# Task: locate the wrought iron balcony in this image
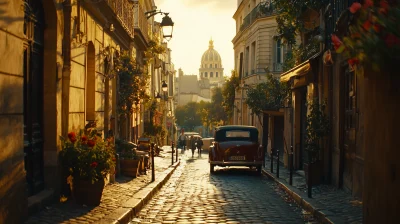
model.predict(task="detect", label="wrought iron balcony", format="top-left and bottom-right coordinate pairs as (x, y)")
top-left (106, 0), bottom-right (135, 38)
top-left (133, 1), bottom-right (149, 46)
top-left (240, 1), bottom-right (276, 32)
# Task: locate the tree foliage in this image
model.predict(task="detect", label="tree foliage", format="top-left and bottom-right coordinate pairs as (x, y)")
top-left (175, 102), bottom-right (203, 131)
top-left (210, 87), bottom-right (228, 125)
top-left (245, 74), bottom-right (289, 126)
top-left (222, 71), bottom-right (240, 121)
top-left (116, 54), bottom-right (149, 115)
top-left (305, 99), bottom-right (330, 162)
top-left (275, 0), bottom-right (328, 45)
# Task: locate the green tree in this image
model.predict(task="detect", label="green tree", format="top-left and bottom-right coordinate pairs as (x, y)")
top-left (174, 102), bottom-right (202, 131)
top-left (210, 87), bottom-right (228, 125)
top-left (222, 71), bottom-right (240, 122)
top-left (245, 74), bottom-right (288, 126)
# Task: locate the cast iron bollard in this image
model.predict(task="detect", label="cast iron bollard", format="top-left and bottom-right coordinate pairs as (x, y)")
top-left (171, 141), bottom-right (174, 165)
top-left (307, 153), bottom-right (312, 198)
top-left (276, 149), bottom-right (280, 178)
top-left (270, 149), bottom-right (274, 173)
top-left (289, 145), bottom-right (293, 185)
top-left (115, 153), bottom-right (120, 177)
top-left (151, 143), bottom-right (155, 182)
top-left (175, 141), bottom-right (178, 162)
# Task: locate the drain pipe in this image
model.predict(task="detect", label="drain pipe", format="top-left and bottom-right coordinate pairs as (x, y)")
top-left (62, 0), bottom-right (72, 136)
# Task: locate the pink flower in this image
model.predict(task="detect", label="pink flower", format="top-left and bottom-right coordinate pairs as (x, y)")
top-left (349, 2), bottom-right (362, 13)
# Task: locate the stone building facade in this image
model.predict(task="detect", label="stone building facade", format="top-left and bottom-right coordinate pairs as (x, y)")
top-left (0, 0), bottom-right (160, 222)
top-left (232, 0), bottom-right (284, 151)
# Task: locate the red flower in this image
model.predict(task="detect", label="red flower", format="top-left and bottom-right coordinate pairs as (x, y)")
top-left (349, 2), bottom-right (362, 13)
top-left (364, 0), bottom-right (374, 8)
top-left (90, 162), bottom-right (98, 168)
top-left (380, 0), bottom-right (389, 14)
top-left (348, 58), bottom-right (360, 66)
top-left (373, 24), bottom-right (381, 33)
top-left (81, 136), bottom-right (88, 142)
top-left (331, 34), bottom-right (346, 53)
top-left (363, 20), bottom-right (372, 31)
top-left (385, 34), bottom-right (400, 47)
top-left (68, 132), bottom-right (77, 143)
top-left (112, 157), bottom-right (116, 161)
top-left (87, 140), bottom-right (96, 147)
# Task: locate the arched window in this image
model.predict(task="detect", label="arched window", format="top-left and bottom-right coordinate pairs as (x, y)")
top-left (210, 72), bottom-right (213, 78)
top-left (210, 64), bottom-right (212, 68)
top-left (205, 72), bottom-right (208, 77)
top-left (216, 72), bottom-right (218, 77)
top-left (86, 42), bottom-right (96, 121)
top-left (215, 64), bottom-right (218, 68)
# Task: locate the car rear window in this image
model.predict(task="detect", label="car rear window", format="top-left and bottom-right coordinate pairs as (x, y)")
top-left (215, 129), bottom-right (258, 142)
top-left (226, 130), bottom-right (250, 138)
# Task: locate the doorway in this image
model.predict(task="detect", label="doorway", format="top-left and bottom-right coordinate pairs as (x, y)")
top-left (23, 0), bottom-right (45, 196)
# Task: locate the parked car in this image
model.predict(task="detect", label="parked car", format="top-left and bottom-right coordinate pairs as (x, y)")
top-left (209, 125), bottom-right (264, 174)
top-left (202, 137), bottom-right (214, 152)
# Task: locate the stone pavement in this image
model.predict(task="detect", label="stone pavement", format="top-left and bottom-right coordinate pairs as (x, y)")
top-left (131, 153), bottom-right (311, 224)
top-left (263, 156), bottom-right (363, 224)
top-left (25, 146), bottom-right (180, 224)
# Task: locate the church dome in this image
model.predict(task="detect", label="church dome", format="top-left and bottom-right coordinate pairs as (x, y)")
top-left (201, 39), bottom-right (222, 63)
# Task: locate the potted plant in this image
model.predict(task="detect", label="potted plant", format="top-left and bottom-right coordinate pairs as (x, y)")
top-left (59, 128), bottom-right (115, 206)
top-left (115, 139), bottom-right (142, 177)
top-left (304, 99), bottom-right (330, 185)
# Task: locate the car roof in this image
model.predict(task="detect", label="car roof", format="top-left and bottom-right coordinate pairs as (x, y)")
top-left (215, 125), bottom-right (258, 131)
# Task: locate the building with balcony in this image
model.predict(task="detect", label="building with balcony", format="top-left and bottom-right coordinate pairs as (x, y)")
top-left (0, 0), bottom-right (158, 222)
top-left (232, 0), bottom-right (285, 152)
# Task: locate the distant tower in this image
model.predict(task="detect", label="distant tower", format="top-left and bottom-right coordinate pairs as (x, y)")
top-left (199, 39), bottom-right (224, 84)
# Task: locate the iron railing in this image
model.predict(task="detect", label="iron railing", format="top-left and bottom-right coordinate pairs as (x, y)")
top-left (133, 2), bottom-right (149, 43)
top-left (325, 0), bottom-right (360, 50)
top-left (106, 0), bottom-right (135, 38)
top-left (240, 1), bottom-right (276, 32)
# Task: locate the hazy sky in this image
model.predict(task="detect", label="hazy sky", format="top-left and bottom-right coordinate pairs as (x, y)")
top-left (154, 0), bottom-right (237, 77)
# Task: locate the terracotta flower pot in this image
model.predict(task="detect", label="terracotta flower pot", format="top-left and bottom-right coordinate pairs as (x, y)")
top-left (73, 178), bottom-right (105, 206)
top-left (120, 159), bottom-right (141, 177)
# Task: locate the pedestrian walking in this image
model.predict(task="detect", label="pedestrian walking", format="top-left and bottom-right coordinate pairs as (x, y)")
top-left (179, 132), bottom-right (186, 153)
top-left (197, 137), bottom-right (203, 156)
top-left (190, 136), bottom-right (196, 157)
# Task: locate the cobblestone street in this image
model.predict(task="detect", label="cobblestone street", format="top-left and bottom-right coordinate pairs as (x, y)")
top-left (131, 151), bottom-right (313, 224)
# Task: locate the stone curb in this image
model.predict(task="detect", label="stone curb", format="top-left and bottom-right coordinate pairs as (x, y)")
top-left (100, 160), bottom-right (181, 224)
top-left (262, 168), bottom-right (334, 224)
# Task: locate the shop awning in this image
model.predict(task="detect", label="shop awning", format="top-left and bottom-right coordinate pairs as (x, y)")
top-left (280, 52), bottom-right (321, 83)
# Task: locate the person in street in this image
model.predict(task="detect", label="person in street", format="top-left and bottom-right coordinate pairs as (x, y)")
top-left (190, 136), bottom-right (196, 157)
top-left (179, 132), bottom-right (186, 153)
top-left (196, 137), bottom-right (203, 156)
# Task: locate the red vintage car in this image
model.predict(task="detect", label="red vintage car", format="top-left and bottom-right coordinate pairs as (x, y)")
top-left (209, 125), bottom-right (264, 174)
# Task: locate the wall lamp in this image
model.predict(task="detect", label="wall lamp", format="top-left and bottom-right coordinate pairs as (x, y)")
top-left (162, 80), bottom-right (168, 92)
top-left (145, 10), bottom-right (174, 41)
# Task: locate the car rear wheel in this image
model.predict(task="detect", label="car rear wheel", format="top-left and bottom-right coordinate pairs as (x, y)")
top-left (210, 164), bottom-right (215, 174)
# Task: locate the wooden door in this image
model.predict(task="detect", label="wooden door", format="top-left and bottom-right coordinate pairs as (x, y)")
top-left (23, 0), bottom-right (45, 196)
top-left (343, 67), bottom-right (356, 191)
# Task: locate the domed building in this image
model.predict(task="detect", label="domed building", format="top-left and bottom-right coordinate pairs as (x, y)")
top-left (199, 39), bottom-right (224, 84)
